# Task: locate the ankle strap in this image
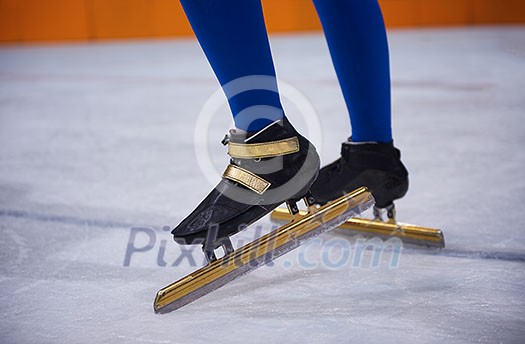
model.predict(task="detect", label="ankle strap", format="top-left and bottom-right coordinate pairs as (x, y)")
top-left (227, 137), bottom-right (299, 159)
top-left (222, 164), bottom-right (271, 194)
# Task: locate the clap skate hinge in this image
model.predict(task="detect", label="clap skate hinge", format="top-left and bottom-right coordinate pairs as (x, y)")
top-left (202, 224), bottom-right (235, 263)
top-left (372, 203), bottom-right (406, 237)
top-left (373, 203), bottom-right (397, 224)
top-left (285, 191), bottom-right (318, 217)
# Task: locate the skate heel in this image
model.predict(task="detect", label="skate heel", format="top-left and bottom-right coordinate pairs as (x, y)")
top-left (284, 152), bottom-right (321, 215)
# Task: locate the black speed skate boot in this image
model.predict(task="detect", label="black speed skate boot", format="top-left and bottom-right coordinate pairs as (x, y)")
top-left (310, 138), bottom-right (408, 222)
top-left (172, 119), bottom-right (320, 261)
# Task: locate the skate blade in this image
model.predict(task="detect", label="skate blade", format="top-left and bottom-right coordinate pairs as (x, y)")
top-left (271, 209), bottom-right (445, 248)
top-left (154, 187), bottom-right (374, 313)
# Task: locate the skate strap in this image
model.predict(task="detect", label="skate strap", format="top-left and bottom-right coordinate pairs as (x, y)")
top-left (222, 164), bottom-right (271, 194)
top-left (227, 137), bottom-right (299, 159)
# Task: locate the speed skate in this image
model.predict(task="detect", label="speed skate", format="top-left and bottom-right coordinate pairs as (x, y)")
top-left (153, 187), bottom-right (374, 313)
top-left (271, 203), bottom-right (445, 248)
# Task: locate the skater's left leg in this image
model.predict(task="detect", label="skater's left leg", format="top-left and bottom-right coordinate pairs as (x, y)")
top-left (311, 0), bottom-right (408, 208)
top-left (312, 0), bottom-right (392, 143)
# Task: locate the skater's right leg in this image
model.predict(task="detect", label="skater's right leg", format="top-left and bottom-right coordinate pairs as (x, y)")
top-left (312, 0), bottom-right (392, 143)
top-left (180, 0), bottom-right (284, 132)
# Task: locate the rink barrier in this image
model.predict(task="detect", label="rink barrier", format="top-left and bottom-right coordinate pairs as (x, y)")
top-left (1, 0), bottom-right (525, 43)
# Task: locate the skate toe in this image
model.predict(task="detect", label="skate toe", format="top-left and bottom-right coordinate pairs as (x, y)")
top-left (172, 203), bottom-right (240, 236)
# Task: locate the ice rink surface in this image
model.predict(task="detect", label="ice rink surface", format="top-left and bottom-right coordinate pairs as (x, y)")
top-left (1, 27), bottom-right (524, 343)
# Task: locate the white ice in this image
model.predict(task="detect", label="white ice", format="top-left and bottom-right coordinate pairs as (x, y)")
top-left (1, 27), bottom-right (524, 344)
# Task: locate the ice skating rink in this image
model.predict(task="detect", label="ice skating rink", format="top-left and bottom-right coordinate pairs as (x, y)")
top-left (1, 27), bottom-right (524, 343)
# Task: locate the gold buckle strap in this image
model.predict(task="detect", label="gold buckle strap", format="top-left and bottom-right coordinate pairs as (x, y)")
top-left (228, 137), bottom-right (300, 159)
top-left (222, 164), bottom-right (271, 194)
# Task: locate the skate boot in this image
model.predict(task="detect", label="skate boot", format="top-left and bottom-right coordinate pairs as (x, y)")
top-left (310, 138), bottom-right (408, 222)
top-left (172, 119), bottom-right (320, 261)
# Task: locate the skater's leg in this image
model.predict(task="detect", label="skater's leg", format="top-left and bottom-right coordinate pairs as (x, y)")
top-left (175, 1), bottom-right (322, 249)
top-left (180, 0), bottom-right (284, 132)
top-left (312, 0), bottom-right (392, 143)
top-left (310, 0), bottom-right (407, 207)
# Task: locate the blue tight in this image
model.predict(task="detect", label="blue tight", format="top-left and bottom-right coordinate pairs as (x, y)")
top-left (180, 0), bottom-right (393, 142)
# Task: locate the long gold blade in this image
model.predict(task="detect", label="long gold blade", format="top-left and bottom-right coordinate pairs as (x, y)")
top-left (154, 187), bottom-right (374, 313)
top-left (271, 208), bottom-right (445, 248)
